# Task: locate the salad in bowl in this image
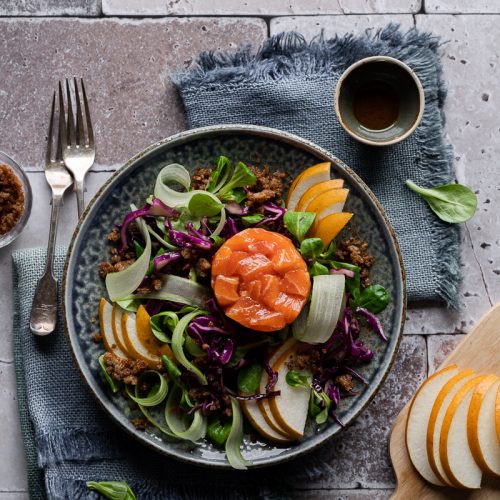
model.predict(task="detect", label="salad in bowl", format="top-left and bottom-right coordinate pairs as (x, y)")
top-left (95, 155), bottom-right (390, 469)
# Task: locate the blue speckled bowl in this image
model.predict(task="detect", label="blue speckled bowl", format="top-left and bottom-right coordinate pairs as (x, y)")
top-left (63, 125), bottom-right (406, 469)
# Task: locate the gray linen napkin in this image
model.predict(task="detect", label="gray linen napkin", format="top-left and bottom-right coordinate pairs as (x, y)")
top-left (173, 27), bottom-right (461, 308)
top-left (12, 247), bottom-right (329, 499)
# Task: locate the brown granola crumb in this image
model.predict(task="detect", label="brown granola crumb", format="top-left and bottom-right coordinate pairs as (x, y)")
top-left (335, 374), bottom-right (354, 392)
top-left (334, 236), bottom-right (375, 288)
top-left (107, 227), bottom-right (120, 242)
top-left (245, 166), bottom-right (287, 210)
top-left (131, 417), bottom-right (149, 430)
top-left (103, 352), bottom-right (149, 385)
top-left (190, 167), bottom-right (212, 191)
top-left (0, 164), bottom-right (24, 235)
top-left (195, 257), bottom-right (211, 279)
top-left (286, 349), bottom-right (321, 373)
top-left (136, 275), bottom-right (163, 294)
top-left (92, 333), bottom-right (102, 343)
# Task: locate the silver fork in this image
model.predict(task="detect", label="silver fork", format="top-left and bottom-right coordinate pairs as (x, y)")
top-left (30, 92), bottom-right (74, 336)
top-left (60, 78), bottom-right (95, 218)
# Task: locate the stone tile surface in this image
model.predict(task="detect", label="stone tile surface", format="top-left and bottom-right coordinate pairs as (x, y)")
top-left (0, 0), bottom-right (100, 16)
top-left (427, 334), bottom-right (467, 374)
top-left (426, 1), bottom-right (500, 14)
top-left (0, 363), bottom-right (28, 492)
top-left (0, 18), bottom-right (267, 172)
top-left (405, 14), bottom-right (500, 334)
top-left (270, 14), bottom-right (414, 39)
top-left (288, 336), bottom-right (426, 489)
top-left (0, 171), bottom-right (112, 362)
top-left (0, 494), bottom-right (29, 500)
top-left (103, 0), bottom-right (421, 16)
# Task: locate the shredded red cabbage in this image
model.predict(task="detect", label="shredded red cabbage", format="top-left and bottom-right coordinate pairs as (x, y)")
top-left (221, 218), bottom-right (240, 238)
top-left (330, 268), bottom-right (355, 278)
top-left (256, 202), bottom-right (286, 227)
top-left (225, 202), bottom-right (249, 216)
top-left (355, 307), bottom-right (387, 341)
top-left (153, 251), bottom-right (182, 272)
top-left (263, 360), bottom-right (278, 392)
top-left (168, 228), bottom-right (211, 250)
top-left (119, 198), bottom-right (178, 251)
top-left (235, 390), bottom-right (281, 401)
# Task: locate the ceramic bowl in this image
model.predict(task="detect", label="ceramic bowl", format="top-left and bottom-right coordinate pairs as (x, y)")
top-left (334, 56), bottom-right (425, 147)
top-left (0, 151), bottom-right (32, 248)
top-left (63, 125), bottom-right (406, 468)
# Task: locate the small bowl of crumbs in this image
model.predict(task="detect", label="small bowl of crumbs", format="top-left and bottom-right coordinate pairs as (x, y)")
top-left (0, 151), bottom-right (32, 248)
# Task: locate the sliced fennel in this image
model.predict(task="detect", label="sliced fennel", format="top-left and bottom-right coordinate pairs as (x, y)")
top-left (165, 385), bottom-right (207, 442)
top-left (126, 371), bottom-right (168, 407)
top-left (147, 225), bottom-right (177, 250)
top-left (172, 310), bottom-right (207, 384)
top-left (106, 216), bottom-right (151, 302)
top-left (98, 354), bottom-right (121, 393)
top-left (133, 274), bottom-right (210, 308)
top-left (292, 274), bottom-right (345, 344)
top-left (154, 163), bottom-right (222, 213)
top-left (225, 397), bottom-right (249, 470)
top-left (137, 404), bottom-right (176, 439)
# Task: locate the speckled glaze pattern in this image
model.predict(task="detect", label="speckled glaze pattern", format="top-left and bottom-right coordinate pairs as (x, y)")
top-left (63, 125), bottom-right (406, 469)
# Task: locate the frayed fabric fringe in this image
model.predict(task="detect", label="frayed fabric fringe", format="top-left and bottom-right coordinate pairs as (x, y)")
top-left (173, 25), bottom-right (462, 309)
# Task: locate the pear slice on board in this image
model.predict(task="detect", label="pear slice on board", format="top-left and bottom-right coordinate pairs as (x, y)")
top-left (390, 302), bottom-right (500, 499)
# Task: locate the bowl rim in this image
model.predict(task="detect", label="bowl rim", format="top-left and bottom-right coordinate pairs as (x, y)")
top-left (334, 55), bottom-right (425, 147)
top-left (62, 124), bottom-right (406, 468)
top-left (0, 150), bottom-right (33, 248)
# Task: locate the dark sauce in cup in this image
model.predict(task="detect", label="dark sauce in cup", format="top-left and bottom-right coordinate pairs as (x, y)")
top-left (352, 82), bottom-right (400, 130)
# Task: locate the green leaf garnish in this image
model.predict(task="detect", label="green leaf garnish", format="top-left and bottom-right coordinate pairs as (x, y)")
top-left (207, 417), bottom-right (232, 447)
top-left (300, 237), bottom-right (324, 259)
top-left (241, 214), bottom-right (265, 226)
top-left (188, 192), bottom-right (224, 217)
top-left (356, 284), bottom-right (390, 313)
top-left (283, 211), bottom-right (316, 243)
top-left (406, 179), bottom-right (477, 224)
top-left (218, 161), bottom-right (257, 196)
top-left (237, 364), bottom-right (263, 394)
top-left (86, 481), bottom-right (136, 500)
top-left (286, 370), bottom-right (310, 389)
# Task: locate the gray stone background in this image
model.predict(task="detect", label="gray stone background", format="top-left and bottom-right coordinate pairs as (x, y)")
top-left (0, 1), bottom-right (498, 499)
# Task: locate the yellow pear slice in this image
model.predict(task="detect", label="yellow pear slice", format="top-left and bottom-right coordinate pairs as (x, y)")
top-left (240, 397), bottom-right (294, 444)
top-left (305, 188), bottom-right (349, 222)
top-left (467, 374), bottom-right (500, 478)
top-left (99, 298), bottom-right (128, 358)
top-left (286, 162), bottom-right (331, 211)
top-left (406, 364), bottom-right (460, 486)
top-left (258, 338), bottom-right (297, 438)
top-left (268, 345), bottom-right (311, 440)
top-left (311, 212), bottom-right (353, 247)
top-left (426, 369), bottom-right (477, 485)
top-left (295, 179), bottom-right (344, 212)
top-left (439, 375), bottom-right (487, 489)
top-left (111, 304), bottom-right (131, 357)
top-left (121, 305), bottom-right (174, 368)
top-left (497, 385), bottom-right (500, 446)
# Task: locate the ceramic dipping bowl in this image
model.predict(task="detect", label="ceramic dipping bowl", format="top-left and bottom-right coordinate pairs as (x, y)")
top-left (334, 56), bottom-right (425, 147)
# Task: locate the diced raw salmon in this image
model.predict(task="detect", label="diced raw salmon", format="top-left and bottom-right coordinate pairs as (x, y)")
top-left (213, 275), bottom-right (240, 306)
top-left (280, 269), bottom-right (311, 297)
top-left (211, 228), bottom-right (311, 332)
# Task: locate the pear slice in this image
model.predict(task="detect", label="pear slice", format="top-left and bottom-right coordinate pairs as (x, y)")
top-left (467, 374), bottom-right (500, 478)
top-left (286, 162), bottom-right (331, 211)
top-left (439, 375), bottom-right (487, 489)
top-left (111, 304), bottom-right (131, 357)
top-left (497, 385), bottom-right (500, 446)
top-left (268, 345), bottom-right (311, 440)
top-left (98, 298), bottom-right (128, 358)
top-left (426, 369), bottom-right (477, 485)
top-left (258, 338), bottom-right (297, 438)
top-left (295, 179), bottom-right (344, 212)
top-left (240, 397), bottom-right (294, 444)
top-left (406, 364), bottom-right (459, 485)
top-left (121, 305), bottom-right (174, 368)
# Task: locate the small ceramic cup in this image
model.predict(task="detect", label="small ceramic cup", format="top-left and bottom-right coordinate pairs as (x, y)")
top-left (334, 56), bottom-right (425, 147)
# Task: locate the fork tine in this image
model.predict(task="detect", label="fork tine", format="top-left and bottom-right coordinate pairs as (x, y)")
top-left (81, 79), bottom-right (94, 148)
top-left (65, 78), bottom-right (76, 146)
top-left (58, 81), bottom-right (67, 155)
top-left (45, 92), bottom-right (56, 165)
top-left (74, 77), bottom-right (85, 146)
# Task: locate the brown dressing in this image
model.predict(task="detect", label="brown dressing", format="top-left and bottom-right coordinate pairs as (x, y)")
top-left (353, 83), bottom-right (399, 130)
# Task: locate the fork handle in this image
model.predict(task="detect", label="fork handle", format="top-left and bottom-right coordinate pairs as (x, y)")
top-left (29, 194), bottom-right (63, 336)
top-left (75, 177), bottom-right (85, 218)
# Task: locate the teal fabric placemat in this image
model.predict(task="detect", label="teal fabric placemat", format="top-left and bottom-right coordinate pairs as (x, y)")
top-left (173, 27), bottom-right (461, 308)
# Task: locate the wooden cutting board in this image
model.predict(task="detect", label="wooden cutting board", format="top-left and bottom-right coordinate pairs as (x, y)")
top-left (390, 303), bottom-right (500, 499)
